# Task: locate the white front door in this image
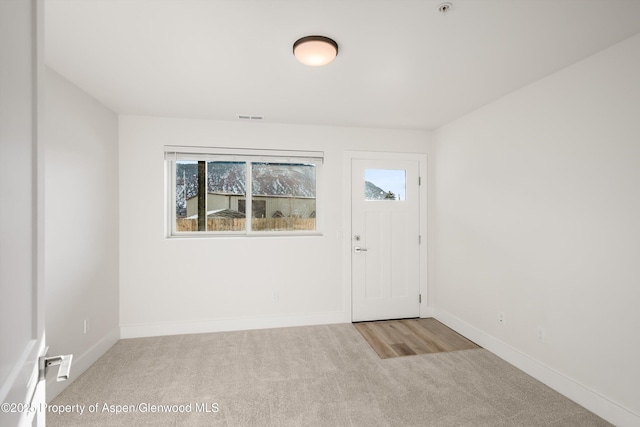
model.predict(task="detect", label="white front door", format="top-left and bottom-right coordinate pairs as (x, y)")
top-left (351, 156), bottom-right (421, 322)
top-left (0, 0), bottom-right (47, 425)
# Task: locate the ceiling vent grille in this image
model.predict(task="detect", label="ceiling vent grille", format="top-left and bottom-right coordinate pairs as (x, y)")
top-left (238, 115), bottom-right (264, 121)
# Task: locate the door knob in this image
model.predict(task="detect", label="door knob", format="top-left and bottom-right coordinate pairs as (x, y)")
top-left (354, 246), bottom-right (368, 253)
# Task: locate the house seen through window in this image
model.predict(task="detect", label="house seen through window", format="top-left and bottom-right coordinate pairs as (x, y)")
top-left (168, 148), bottom-right (321, 235)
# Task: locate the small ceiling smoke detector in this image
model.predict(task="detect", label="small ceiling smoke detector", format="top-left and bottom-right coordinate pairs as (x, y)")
top-left (438, 2), bottom-right (452, 14)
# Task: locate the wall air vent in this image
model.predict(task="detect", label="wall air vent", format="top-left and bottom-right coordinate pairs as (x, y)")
top-left (238, 115), bottom-right (264, 121)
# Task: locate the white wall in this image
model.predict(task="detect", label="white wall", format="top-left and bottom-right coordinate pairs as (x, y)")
top-left (433, 33), bottom-right (640, 424)
top-left (119, 116), bottom-right (430, 337)
top-left (45, 68), bottom-right (120, 400)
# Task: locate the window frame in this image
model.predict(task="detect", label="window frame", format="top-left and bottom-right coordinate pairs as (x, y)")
top-left (165, 146), bottom-right (324, 238)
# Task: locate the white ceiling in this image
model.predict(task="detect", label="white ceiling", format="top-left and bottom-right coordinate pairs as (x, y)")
top-left (45, 0), bottom-right (640, 130)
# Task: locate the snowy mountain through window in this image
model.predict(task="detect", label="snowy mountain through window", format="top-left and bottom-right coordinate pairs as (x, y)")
top-left (173, 159), bottom-right (318, 234)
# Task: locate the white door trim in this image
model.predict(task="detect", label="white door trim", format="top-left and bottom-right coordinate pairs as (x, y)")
top-left (0, 0), bottom-right (47, 425)
top-left (343, 150), bottom-right (429, 322)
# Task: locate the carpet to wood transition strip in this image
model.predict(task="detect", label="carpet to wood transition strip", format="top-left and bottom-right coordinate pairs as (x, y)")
top-left (354, 318), bottom-right (480, 359)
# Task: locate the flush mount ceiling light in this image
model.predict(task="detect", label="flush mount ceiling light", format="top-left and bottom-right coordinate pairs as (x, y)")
top-left (293, 35), bottom-right (338, 66)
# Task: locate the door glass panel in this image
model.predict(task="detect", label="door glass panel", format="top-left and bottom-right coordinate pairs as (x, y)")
top-left (364, 169), bottom-right (406, 201)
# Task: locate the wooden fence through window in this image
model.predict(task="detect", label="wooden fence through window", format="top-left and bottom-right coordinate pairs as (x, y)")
top-left (176, 218), bottom-right (315, 232)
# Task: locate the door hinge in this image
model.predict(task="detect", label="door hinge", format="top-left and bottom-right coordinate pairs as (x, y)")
top-left (418, 176), bottom-right (421, 186)
top-left (419, 294), bottom-right (422, 303)
top-left (419, 235), bottom-right (422, 244)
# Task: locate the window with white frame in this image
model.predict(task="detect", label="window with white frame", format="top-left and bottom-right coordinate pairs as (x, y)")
top-left (165, 147), bottom-right (323, 236)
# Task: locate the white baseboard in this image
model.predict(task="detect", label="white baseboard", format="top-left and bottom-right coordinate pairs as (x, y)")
top-left (420, 305), bottom-right (435, 318)
top-left (433, 308), bottom-right (640, 427)
top-left (46, 327), bottom-right (120, 402)
top-left (120, 311), bottom-right (351, 339)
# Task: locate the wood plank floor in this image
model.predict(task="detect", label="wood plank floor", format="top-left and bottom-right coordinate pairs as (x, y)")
top-left (354, 318), bottom-right (480, 359)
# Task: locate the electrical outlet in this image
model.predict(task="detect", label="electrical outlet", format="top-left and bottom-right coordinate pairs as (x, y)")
top-left (537, 327), bottom-right (545, 343)
top-left (272, 291), bottom-right (279, 302)
top-left (497, 312), bottom-right (505, 326)
top-left (83, 318), bottom-right (90, 334)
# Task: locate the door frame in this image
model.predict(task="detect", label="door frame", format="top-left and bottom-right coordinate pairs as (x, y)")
top-left (343, 151), bottom-right (429, 322)
top-left (0, 0), bottom-right (47, 425)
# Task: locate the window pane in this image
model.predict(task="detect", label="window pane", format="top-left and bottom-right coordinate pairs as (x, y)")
top-left (251, 163), bottom-right (316, 231)
top-left (168, 149), bottom-right (323, 237)
top-left (175, 161), bottom-right (246, 232)
top-left (206, 161), bottom-right (246, 231)
top-left (175, 160), bottom-right (198, 232)
top-left (365, 169), bottom-right (406, 201)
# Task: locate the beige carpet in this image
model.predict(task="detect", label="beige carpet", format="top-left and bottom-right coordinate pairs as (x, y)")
top-left (48, 323), bottom-right (610, 426)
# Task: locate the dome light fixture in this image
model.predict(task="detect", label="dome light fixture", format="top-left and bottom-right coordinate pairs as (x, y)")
top-left (293, 35), bottom-right (338, 66)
